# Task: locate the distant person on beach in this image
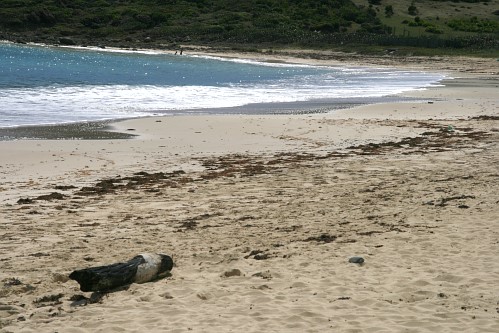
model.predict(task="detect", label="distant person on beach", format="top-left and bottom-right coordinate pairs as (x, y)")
top-left (180, 48), bottom-right (183, 55)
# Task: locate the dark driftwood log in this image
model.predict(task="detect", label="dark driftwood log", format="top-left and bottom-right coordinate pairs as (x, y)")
top-left (69, 253), bottom-right (173, 292)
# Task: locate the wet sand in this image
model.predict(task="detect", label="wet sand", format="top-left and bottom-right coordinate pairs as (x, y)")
top-left (0, 95), bottom-right (421, 141)
top-left (0, 121), bottom-right (135, 141)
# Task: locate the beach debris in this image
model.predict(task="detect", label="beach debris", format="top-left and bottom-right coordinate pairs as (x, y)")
top-left (54, 185), bottom-right (77, 191)
top-left (29, 252), bottom-right (50, 257)
top-left (69, 293), bottom-right (104, 306)
top-left (197, 293), bottom-right (209, 301)
top-left (470, 115), bottom-right (499, 121)
top-left (304, 234), bottom-right (337, 243)
top-left (34, 293), bottom-right (64, 305)
top-left (437, 195), bottom-right (475, 207)
top-left (76, 170), bottom-right (186, 196)
top-left (36, 192), bottom-right (66, 201)
top-left (253, 253), bottom-right (270, 260)
top-left (69, 253), bottom-right (173, 292)
top-left (348, 256), bottom-right (365, 264)
top-left (17, 198), bottom-right (34, 205)
top-left (245, 250), bottom-right (269, 260)
top-left (445, 125), bottom-right (455, 133)
top-left (3, 278), bottom-right (22, 287)
top-left (16, 192), bottom-right (66, 204)
top-left (424, 194), bottom-right (475, 207)
top-left (222, 269), bottom-right (242, 278)
top-left (252, 271), bottom-right (273, 280)
top-left (160, 292), bottom-right (174, 299)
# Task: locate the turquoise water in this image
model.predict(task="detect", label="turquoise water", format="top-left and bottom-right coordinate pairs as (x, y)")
top-left (0, 42), bottom-right (445, 127)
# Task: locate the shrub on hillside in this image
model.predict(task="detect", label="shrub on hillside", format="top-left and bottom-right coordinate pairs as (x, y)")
top-left (408, 3), bottom-right (418, 16)
top-left (385, 5), bottom-right (394, 17)
top-left (447, 17), bottom-right (499, 33)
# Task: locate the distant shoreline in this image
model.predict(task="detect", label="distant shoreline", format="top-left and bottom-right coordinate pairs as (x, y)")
top-left (3, 38), bottom-right (499, 75)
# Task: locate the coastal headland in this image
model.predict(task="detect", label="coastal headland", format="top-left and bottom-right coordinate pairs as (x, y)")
top-left (0, 50), bottom-right (498, 332)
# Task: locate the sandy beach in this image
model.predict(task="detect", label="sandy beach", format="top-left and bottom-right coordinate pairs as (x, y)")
top-left (0, 51), bottom-right (498, 332)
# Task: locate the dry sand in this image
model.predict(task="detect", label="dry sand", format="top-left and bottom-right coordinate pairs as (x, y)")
top-left (0, 52), bottom-right (498, 333)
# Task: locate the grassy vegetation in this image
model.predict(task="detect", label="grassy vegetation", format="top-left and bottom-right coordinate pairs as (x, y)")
top-left (352, 0), bottom-right (498, 35)
top-left (350, 0), bottom-right (498, 54)
top-left (0, 0), bottom-right (497, 55)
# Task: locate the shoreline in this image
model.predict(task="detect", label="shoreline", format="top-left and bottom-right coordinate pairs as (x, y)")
top-left (2, 75), bottom-right (495, 141)
top-left (1, 40), bottom-right (451, 136)
top-left (0, 48), bottom-right (498, 332)
top-left (0, 94), bottom-right (431, 140)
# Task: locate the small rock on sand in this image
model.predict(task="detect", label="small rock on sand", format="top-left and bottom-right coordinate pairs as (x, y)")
top-left (348, 256), bottom-right (365, 264)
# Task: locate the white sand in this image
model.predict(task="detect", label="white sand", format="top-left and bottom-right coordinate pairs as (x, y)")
top-left (0, 53), bottom-right (498, 333)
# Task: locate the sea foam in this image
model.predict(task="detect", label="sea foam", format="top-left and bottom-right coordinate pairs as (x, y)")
top-left (0, 43), bottom-right (445, 127)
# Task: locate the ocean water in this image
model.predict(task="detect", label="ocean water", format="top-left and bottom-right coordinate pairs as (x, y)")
top-left (0, 42), bottom-right (445, 128)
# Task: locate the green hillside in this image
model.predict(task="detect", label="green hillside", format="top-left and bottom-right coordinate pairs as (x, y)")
top-left (352, 0), bottom-right (498, 36)
top-left (349, 0), bottom-right (499, 53)
top-left (0, 0), bottom-right (497, 54)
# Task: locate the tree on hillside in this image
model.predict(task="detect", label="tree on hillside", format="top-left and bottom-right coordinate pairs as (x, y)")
top-left (385, 5), bottom-right (394, 17)
top-left (408, 3), bottom-right (418, 16)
